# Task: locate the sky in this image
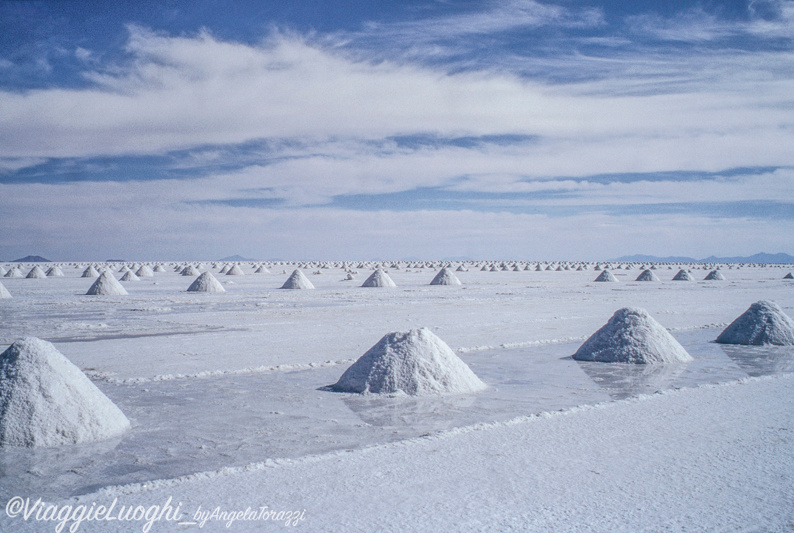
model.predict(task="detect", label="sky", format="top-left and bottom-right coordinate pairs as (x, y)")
top-left (0, 0), bottom-right (792, 261)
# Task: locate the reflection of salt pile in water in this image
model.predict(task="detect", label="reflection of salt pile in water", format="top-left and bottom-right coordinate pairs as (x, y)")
top-left (331, 328), bottom-right (487, 395)
top-left (573, 307), bottom-right (693, 364)
top-left (86, 271), bottom-right (128, 296)
top-left (0, 281), bottom-right (11, 299)
top-left (0, 338), bottom-right (130, 447)
top-left (187, 271), bottom-right (226, 293)
top-left (361, 269), bottom-right (397, 288)
top-left (429, 267), bottom-right (461, 286)
top-left (594, 269), bottom-right (618, 282)
top-left (280, 269), bottom-right (314, 289)
top-left (716, 301), bottom-right (794, 346)
top-left (635, 269), bottom-right (659, 282)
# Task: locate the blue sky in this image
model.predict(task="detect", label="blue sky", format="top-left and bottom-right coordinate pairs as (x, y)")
top-left (1, 0), bottom-right (792, 261)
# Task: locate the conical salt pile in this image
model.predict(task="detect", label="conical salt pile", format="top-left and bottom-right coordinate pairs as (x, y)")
top-left (5, 268), bottom-right (23, 278)
top-left (704, 270), bottom-right (725, 280)
top-left (672, 269), bottom-right (694, 281)
top-left (119, 270), bottom-right (139, 282)
top-left (784, 273), bottom-right (793, 280)
top-left (135, 265), bottom-right (154, 277)
top-left (81, 266), bottom-right (99, 278)
top-left (26, 266), bottom-right (47, 279)
top-left (226, 264), bottom-right (245, 276)
top-left (635, 269), bottom-right (660, 282)
top-left (361, 269), bottom-right (397, 288)
top-left (0, 338), bottom-right (130, 447)
top-left (331, 328), bottom-right (487, 395)
top-left (46, 266), bottom-right (64, 277)
top-left (0, 281), bottom-right (11, 299)
top-left (429, 267), bottom-right (461, 286)
top-left (573, 307), bottom-right (693, 364)
top-left (594, 269), bottom-right (618, 282)
top-left (280, 269), bottom-right (314, 289)
top-left (153, 264), bottom-right (166, 273)
top-left (187, 271), bottom-right (226, 293)
top-left (181, 265), bottom-right (200, 276)
top-left (716, 301), bottom-right (794, 346)
top-left (254, 265), bottom-right (270, 274)
top-left (86, 271), bottom-right (128, 296)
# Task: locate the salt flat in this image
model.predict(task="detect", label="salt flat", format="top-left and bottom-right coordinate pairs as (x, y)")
top-left (1, 261), bottom-right (792, 531)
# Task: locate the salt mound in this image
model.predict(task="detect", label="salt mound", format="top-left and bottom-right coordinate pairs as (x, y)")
top-left (280, 269), bottom-right (314, 289)
top-left (573, 307), bottom-right (693, 364)
top-left (0, 338), bottom-right (130, 447)
top-left (704, 270), bottom-right (725, 280)
top-left (46, 266), bottom-right (64, 277)
top-left (5, 268), bottom-right (23, 278)
top-left (81, 266), bottom-right (99, 278)
top-left (86, 271), bottom-right (128, 296)
top-left (119, 270), bottom-right (139, 282)
top-left (331, 328), bottom-right (487, 395)
top-left (635, 269), bottom-right (660, 282)
top-left (672, 269), bottom-right (694, 281)
top-left (594, 269), bottom-right (618, 282)
top-left (716, 301), bottom-right (794, 346)
top-left (429, 267), bottom-right (461, 286)
top-left (226, 264), bottom-right (245, 276)
top-left (361, 269), bottom-right (397, 288)
top-left (135, 265), bottom-right (154, 277)
top-left (0, 281), bottom-right (11, 299)
top-left (253, 265), bottom-right (270, 274)
top-left (181, 265), bottom-right (200, 276)
top-left (153, 264), bottom-right (166, 273)
top-left (26, 266), bottom-right (47, 279)
top-left (187, 271), bottom-right (226, 293)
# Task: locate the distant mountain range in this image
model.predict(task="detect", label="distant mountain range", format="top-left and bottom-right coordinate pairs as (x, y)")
top-left (12, 255), bottom-right (51, 262)
top-left (615, 252), bottom-right (794, 264)
top-left (219, 254), bottom-right (256, 262)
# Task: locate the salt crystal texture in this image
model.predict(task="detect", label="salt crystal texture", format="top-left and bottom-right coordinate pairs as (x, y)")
top-left (716, 300), bottom-right (794, 346)
top-left (332, 328), bottom-right (487, 395)
top-left (187, 271), bottom-right (226, 293)
top-left (573, 307), bottom-right (693, 364)
top-left (0, 337), bottom-right (130, 447)
top-left (86, 271), bottom-right (128, 296)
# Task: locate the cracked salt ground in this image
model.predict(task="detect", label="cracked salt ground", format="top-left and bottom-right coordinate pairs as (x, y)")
top-left (2, 328), bottom-right (787, 502)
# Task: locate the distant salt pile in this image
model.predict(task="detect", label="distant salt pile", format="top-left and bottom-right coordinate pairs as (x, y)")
top-left (331, 328), bottom-right (487, 395)
top-left (716, 301), bottom-right (794, 346)
top-left (0, 338), bottom-right (130, 447)
top-left (26, 266), bottom-right (47, 279)
top-left (253, 265), bottom-right (270, 274)
top-left (594, 269), bottom-right (618, 282)
top-left (226, 264), bottom-right (245, 276)
top-left (86, 271), bottom-right (128, 296)
top-left (187, 271), bottom-right (226, 293)
top-left (280, 269), bottom-right (314, 290)
top-left (635, 269), bottom-right (660, 282)
top-left (430, 267), bottom-right (461, 286)
top-left (672, 269), bottom-right (694, 281)
top-left (181, 265), bottom-right (200, 276)
top-left (218, 264), bottom-right (230, 274)
top-left (119, 270), bottom-right (139, 282)
top-left (81, 266), bottom-right (99, 278)
top-left (0, 281), bottom-right (11, 299)
top-left (784, 273), bottom-right (793, 279)
top-left (46, 266), bottom-right (64, 277)
top-left (152, 264), bottom-right (166, 273)
top-left (704, 270), bottom-right (725, 280)
top-left (573, 307), bottom-right (693, 364)
top-left (361, 269), bottom-right (397, 288)
top-left (135, 265), bottom-right (154, 277)
top-left (0, 266), bottom-right (6, 276)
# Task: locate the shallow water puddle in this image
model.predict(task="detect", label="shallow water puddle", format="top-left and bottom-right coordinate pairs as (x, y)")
top-left (1, 328), bottom-right (790, 500)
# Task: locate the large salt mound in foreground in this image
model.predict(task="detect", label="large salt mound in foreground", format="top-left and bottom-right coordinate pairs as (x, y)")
top-left (187, 271), bottom-right (226, 293)
top-left (0, 338), bottom-right (130, 447)
top-left (0, 281), bottom-right (11, 299)
top-left (716, 301), bottom-right (794, 346)
top-left (331, 328), bottom-right (487, 395)
top-left (573, 307), bottom-right (693, 364)
top-left (86, 271), bottom-right (128, 296)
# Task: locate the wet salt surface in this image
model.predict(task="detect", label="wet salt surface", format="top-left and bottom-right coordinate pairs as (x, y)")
top-left (1, 328), bottom-right (791, 500)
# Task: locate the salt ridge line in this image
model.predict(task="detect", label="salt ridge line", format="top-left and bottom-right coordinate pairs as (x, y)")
top-left (84, 373), bottom-right (793, 499)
